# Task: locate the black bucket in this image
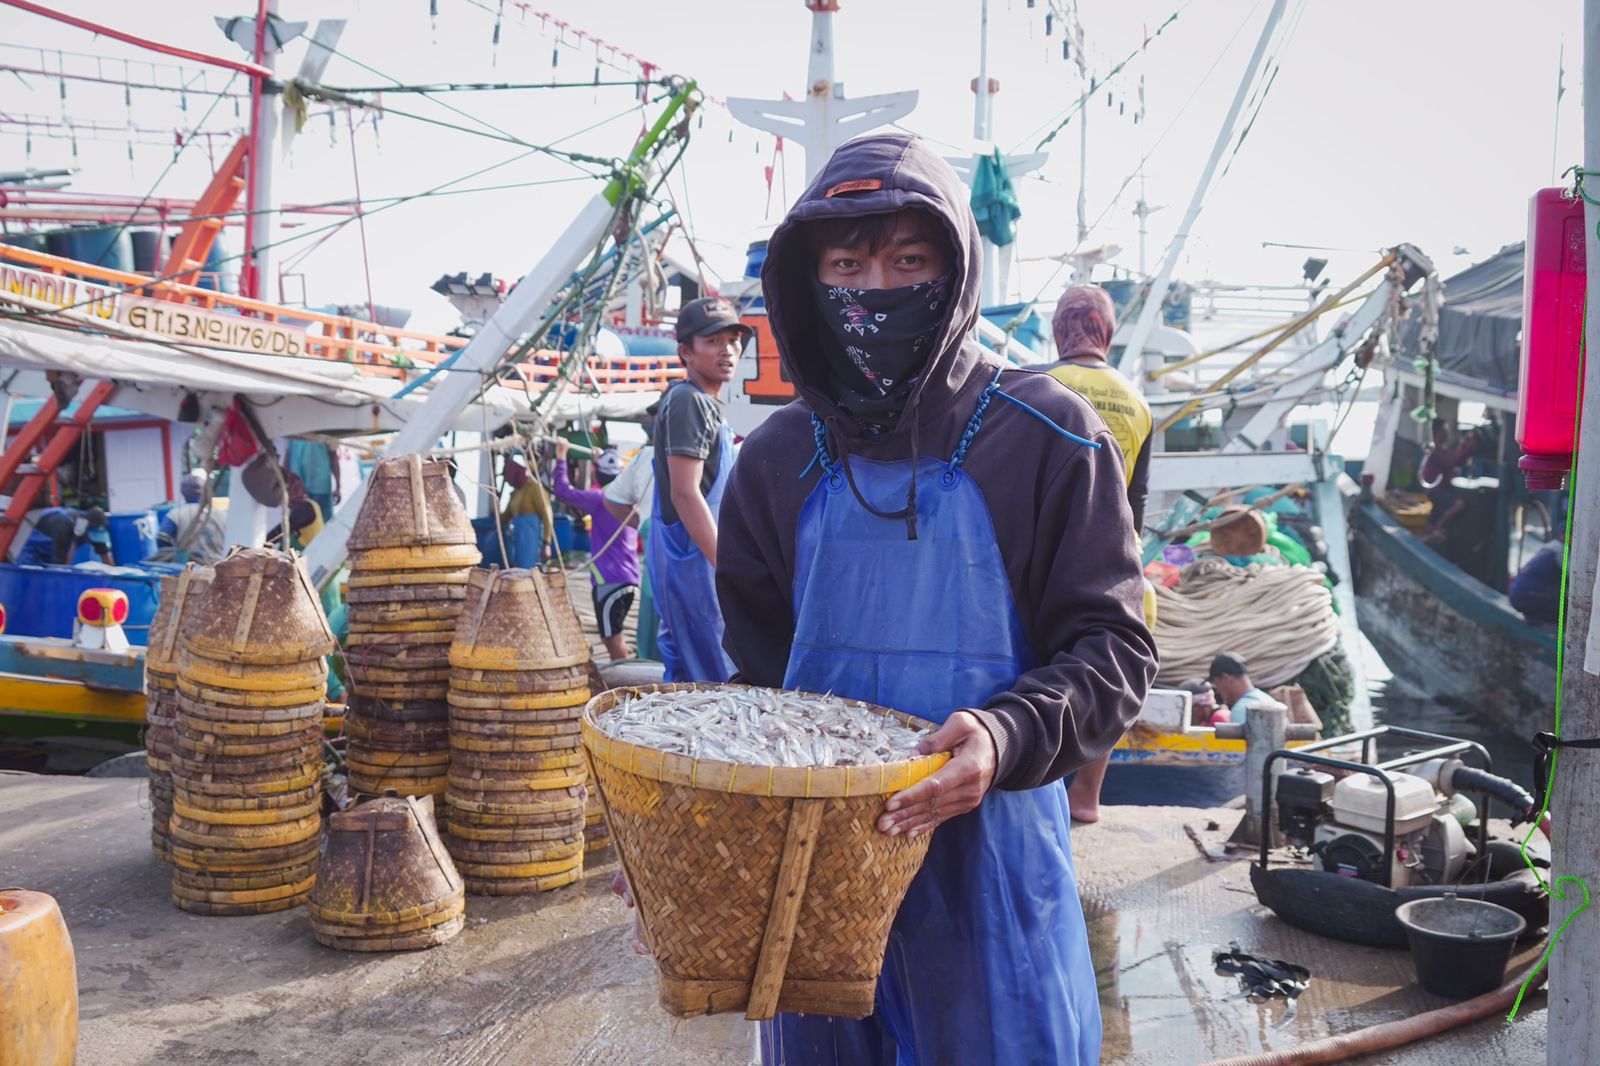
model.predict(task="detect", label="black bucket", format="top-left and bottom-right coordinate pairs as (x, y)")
top-left (1395, 896), bottom-right (1526, 1000)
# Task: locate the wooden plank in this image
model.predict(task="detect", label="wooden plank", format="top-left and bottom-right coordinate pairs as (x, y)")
top-left (745, 798), bottom-right (824, 1021)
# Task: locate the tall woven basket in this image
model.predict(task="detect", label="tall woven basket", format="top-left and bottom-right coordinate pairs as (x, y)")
top-left (582, 683), bottom-right (947, 1021)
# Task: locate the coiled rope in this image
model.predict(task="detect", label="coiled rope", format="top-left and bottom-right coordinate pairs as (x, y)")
top-left (1152, 558), bottom-right (1338, 687)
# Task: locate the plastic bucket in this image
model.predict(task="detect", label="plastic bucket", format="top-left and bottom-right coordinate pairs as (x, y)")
top-left (108, 512), bottom-right (159, 566)
top-left (1395, 896), bottom-right (1526, 1000)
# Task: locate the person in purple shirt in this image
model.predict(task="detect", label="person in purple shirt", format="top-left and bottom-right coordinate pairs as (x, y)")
top-left (554, 438), bottom-right (641, 660)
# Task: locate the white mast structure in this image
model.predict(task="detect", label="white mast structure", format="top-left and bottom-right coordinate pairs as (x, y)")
top-left (726, 0), bottom-right (919, 188)
top-left (945, 0), bottom-right (1047, 308)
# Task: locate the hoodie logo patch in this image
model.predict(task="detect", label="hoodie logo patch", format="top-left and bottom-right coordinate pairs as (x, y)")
top-left (824, 178), bottom-right (883, 198)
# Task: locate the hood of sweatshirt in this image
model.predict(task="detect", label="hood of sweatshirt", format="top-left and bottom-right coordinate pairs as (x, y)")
top-left (760, 132), bottom-right (988, 442)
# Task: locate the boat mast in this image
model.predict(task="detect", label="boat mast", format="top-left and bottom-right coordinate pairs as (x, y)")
top-left (1549, 0), bottom-right (1600, 1053)
top-left (242, 0), bottom-right (282, 301)
top-left (1115, 0), bottom-right (1289, 383)
top-left (974, 0), bottom-right (1000, 306)
top-left (726, 1), bottom-right (918, 188)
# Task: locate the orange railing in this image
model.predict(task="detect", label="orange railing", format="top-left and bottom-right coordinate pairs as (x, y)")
top-left (0, 244), bottom-right (686, 394)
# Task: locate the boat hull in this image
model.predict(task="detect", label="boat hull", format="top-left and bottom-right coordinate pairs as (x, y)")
top-left (1352, 502), bottom-right (1557, 732)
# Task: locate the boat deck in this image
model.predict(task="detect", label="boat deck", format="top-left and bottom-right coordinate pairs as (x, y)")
top-left (3, 774), bottom-right (1548, 1065)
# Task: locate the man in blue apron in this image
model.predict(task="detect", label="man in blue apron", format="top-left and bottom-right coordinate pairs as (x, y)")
top-left (648, 296), bottom-right (750, 683)
top-left (717, 133), bottom-right (1158, 1065)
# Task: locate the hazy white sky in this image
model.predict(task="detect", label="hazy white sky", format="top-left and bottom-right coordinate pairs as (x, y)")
top-left (1, 0), bottom-right (1583, 335)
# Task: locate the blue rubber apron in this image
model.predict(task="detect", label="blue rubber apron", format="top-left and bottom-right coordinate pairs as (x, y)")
top-left (763, 391), bottom-right (1101, 1066)
top-left (647, 420), bottom-right (735, 683)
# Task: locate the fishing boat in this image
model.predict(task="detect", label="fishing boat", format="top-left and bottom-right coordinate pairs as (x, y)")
top-left (1351, 241), bottom-right (1560, 733)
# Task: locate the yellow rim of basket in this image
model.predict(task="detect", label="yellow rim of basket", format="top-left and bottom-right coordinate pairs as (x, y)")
top-left (446, 687), bottom-right (590, 710)
top-left (449, 647), bottom-right (590, 671)
top-left (581, 683), bottom-right (949, 799)
top-left (173, 797), bottom-right (321, 825)
top-left (346, 569), bottom-right (474, 589)
top-left (176, 676), bottom-right (327, 708)
top-left (350, 544), bottom-right (483, 570)
top-left (452, 854), bottom-right (584, 878)
top-left (345, 614), bottom-right (457, 630)
top-left (179, 658), bottom-right (328, 692)
top-left (447, 767), bottom-right (587, 790)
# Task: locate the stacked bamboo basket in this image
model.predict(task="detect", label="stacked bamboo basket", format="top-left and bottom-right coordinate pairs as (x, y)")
top-left (168, 547), bottom-right (335, 915)
top-left (444, 567), bottom-right (592, 895)
top-left (308, 793), bottom-right (465, 950)
top-left (144, 565), bottom-right (214, 862)
top-left (342, 456), bottom-right (481, 809)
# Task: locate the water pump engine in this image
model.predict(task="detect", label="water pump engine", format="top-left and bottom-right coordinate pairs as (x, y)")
top-left (1276, 767), bottom-right (1472, 888)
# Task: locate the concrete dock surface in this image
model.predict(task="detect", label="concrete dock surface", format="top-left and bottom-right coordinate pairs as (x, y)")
top-left (3, 771), bottom-right (1548, 1065)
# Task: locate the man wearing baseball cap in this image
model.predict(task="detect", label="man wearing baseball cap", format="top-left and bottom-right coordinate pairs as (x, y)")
top-left (1206, 651), bottom-right (1281, 725)
top-left (648, 295), bottom-right (753, 682)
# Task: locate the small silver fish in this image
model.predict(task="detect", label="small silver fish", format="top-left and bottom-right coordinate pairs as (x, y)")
top-left (600, 687), bottom-right (927, 768)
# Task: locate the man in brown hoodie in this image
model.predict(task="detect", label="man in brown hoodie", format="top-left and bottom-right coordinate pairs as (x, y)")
top-left (717, 132), bottom-right (1156, 1065)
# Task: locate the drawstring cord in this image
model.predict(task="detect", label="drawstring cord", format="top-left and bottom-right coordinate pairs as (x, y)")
top-left (796, 368), bottom-right (1097, 540)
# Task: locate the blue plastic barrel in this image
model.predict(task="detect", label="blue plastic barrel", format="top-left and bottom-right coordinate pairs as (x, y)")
top-left (743, 240), bottom-right (768, 279)
top-left (552, 514), bottom-right (590, 553)
top-left (1, 232), bottom-right (49, 253)
top-left (107, 512), bottom-right (159, 566)
top-left (0, 562), bottom-right (162, 644)
top-left (197, 239), bottom-right (237, 293)
top-left (45, 226), bottom-right (132, 271)
top-left (472, 516), bottom-right (505, 569)
top-left (130, 229), bottom-right (163, 273)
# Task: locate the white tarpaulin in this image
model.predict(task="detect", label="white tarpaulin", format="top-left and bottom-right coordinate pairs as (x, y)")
top-left (0, 316), bottom-right (661, 433)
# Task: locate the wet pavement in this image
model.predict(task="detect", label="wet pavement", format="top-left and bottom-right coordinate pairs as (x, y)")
top-left (3, 771), bottom-right (1550, 1065)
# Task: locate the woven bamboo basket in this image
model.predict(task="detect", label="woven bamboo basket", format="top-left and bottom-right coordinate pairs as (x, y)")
top-left (344, 579), bottom-right (471, 602)
top-left (345, 695), bottom-right (450, 725)
top-left (583, 683), bottom-right (947, 1021)
top-left (447, 664), bottom-right (590, 695)
top-left (181, 548), bottom-right (334, 666)
top-left (146, 565), bottom-right (215, 682)
top-left (309, 794), bottom-right (464, 951)
top-left (347, 454), bottom-right (476, 551)
top-left (449, 568), bottom-right (589, 671)
top-left (350, 543), bottom-right (482, 571)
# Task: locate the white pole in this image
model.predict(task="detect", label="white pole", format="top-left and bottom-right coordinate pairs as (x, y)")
top-left (1549, 1), bottom-right (1600, 1054)
top-left (1116, 0), bottom-right (1289, 380)
top-left (247, 0), bottom-right (282, 301)
top-left (973, 0), bottom-right (1001, 308)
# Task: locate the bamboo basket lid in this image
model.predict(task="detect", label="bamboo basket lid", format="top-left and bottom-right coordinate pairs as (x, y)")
top-left (307, 794), bottom-right (462, 927)
top-left (582, 682), bottom-right (947, 1022)
top-left (181, 548), bottom-right (334, 666)
top-left (146, 564), bottom-right (215, 677)
top-left (348, 454), bottom-right (476, 551)
top-left (449, 567), bottom-right (590, 672)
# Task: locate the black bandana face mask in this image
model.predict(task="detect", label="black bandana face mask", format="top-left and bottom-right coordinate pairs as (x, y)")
top-left (810, 274), bottom-right (951, 413)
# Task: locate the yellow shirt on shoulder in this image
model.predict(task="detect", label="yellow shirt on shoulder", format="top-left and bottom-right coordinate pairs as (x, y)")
top-left (1047, 361), bottom-right (1152, 487)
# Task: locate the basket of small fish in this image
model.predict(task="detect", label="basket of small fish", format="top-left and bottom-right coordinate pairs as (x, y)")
top-left (582, 683), bottom-right (948, 1022)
